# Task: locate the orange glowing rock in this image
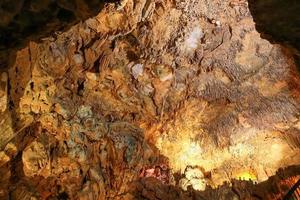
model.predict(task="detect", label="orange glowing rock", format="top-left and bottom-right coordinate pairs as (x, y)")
top-left (236, 171), bottom-right (257, 181)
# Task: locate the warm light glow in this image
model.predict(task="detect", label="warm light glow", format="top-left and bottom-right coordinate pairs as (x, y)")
top-left (178, 141), bottom-right (202, 162)
top-left (156, 135), bottom-right (203, 172)
top-left (236, 171), bottom-right (257, 181)
top-left (153, 100), bottom-right (300, 187)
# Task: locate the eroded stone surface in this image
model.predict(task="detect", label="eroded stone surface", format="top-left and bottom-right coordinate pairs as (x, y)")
top-left (0, 0), bottom-right (299, 199)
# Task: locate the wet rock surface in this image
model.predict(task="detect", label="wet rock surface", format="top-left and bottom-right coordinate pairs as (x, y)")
top-left (0, 0), bottom-right (299, 199)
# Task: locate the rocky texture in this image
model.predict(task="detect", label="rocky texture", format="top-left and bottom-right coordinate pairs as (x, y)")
top-left (132, 165), bottom-right (300, 200)
top-left (0, 0), bottom-right (117, 69)
top-left (248, 0), bottom-right (300, 52)
top-left (0, 0), bottom-right (300, 199)
top-left (248, 0), bottom-right (300, 70)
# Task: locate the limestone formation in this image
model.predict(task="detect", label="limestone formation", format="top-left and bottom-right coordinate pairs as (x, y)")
top-left (0, 0), bottom-right (299, 199)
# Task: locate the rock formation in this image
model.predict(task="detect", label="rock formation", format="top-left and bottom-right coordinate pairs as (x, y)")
top-left (0, 0), bottom-right (299, 199)
top-left (0, 0), bottom-right (117, 69)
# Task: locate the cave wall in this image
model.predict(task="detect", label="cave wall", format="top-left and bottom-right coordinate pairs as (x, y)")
top-left (248, 0), bottom-right (300, 70)
top-left (248, 0), bottom-right (300, 51)
top-left (0, 0), bottom-right (299, 199)
top-left (0, 0), bottom-right (117, 69)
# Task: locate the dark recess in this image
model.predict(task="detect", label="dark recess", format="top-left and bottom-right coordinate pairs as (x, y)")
top-left (248, 0), bottom-right (300, 70)
top-left (0, 0), bottom-right (118, 69)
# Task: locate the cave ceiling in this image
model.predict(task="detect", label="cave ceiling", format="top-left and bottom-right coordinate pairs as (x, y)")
top-left (0, 0), bottom-right (299, 199)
